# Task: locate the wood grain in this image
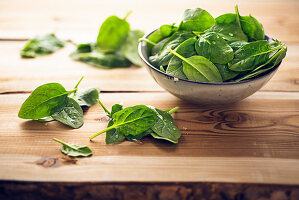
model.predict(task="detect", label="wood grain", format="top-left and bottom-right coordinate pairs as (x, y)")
top-left (0, 92), bottom-right (299, 184)
top-left (0, 41), bottom-right (298, 93)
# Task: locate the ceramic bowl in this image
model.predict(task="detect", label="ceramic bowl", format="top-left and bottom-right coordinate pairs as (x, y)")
top-left (138, 31), bottom-right (281, 105)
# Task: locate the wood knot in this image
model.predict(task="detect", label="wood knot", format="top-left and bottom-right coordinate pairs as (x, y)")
top-left (36, 156), bottom-right (78, 168)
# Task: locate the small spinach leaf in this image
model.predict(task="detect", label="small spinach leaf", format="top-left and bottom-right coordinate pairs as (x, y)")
top-left (106, 120), bottom-right (126, 144)
top-left (178, 8), bottom-right (215, 32)
top-left (215, 63), bottom-right (240, 81)
top-left (195, 32), bottom-right (234, 64)
top-left (71, 88), bottom-right (99, 107)
top-left (96, 14), bottom-right (130, 53)
top-left (166, 37), bottom-right (196, 79)
top-left (148, 24), bottom-right (177, 46)
top-left (21, 33), bottom-right (65, 58)
top-left (228, 40), bottom-right (248, 52)
top-left (151, 37), bottom-right (169, 56)
top-left (18, 83), bottom-right (74, 119)
top-left (53, 138), bottom-right (92, 157)
top-left (169, 49), bottom-right (223, 82)
top-left (51, 97), bottom-right (84, 129)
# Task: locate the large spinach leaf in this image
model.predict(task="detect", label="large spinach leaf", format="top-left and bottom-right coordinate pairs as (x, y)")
top-left (51, 97), bottom-right (84, 129)
top-left (178, 8), bottom-right (215, 32)
top-left (195, 32), bottom-right (234, 64)
top-left (53, 138), bottom-right (92, 157)
top-left (96, 14), bottom-right (130, 52)
top-left (121, 30), bottom-right (144, 67)
top-left (166, 38), bottom-right (196, 79)
top-left (21, 33), bottom-right (65, 58)
top-left (18, 83), bottom-right (74, 119)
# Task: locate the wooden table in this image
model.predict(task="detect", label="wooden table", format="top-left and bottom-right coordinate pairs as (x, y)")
top-left (1, 0), bottom-right (299, 199)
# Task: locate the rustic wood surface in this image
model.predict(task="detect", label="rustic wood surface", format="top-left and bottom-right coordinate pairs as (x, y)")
top-left (0, 0), bottom-right (299, 199)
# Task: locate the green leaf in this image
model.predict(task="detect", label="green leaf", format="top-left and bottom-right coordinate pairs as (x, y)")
top-left (208, 13), bottom-right (248, 42)
top-left (149, 31), bottom-right (194, 67)
top-left (121, 30), bottom-right (144, 67)
top-left (151, 37), bottom-right (169, 56)
top-left (160, 65), bottom-right (166, 73)
top-left (195, 32), bottom-right (234, 64)
top-left (148, 107), bottom-right (181, 144)
top-left (228, 40), bottom-right (248, 52)
top-left (51, 97), bottom-right (84, 129)
top-left (38, 116), bottom-right (54, 122)
top-left (18, 83), bottom-right (73, 119)
top-left (229, 40), bottom-right (274, 71)
top-left (71, 88), bottom-right (99, 107)
top-left (235, 5), bottom-right (264, 41)
top-left (215, 63), bottom-right (240, 81)
top-left (166, 37), bottom-right (196, 79)
top-left (148, 24), bottom-right (177, 44)
top-left (71, 50), bottom-right (131, 69)
top-left (105, 103), bottom-right (125, 144)
top-left (90, 105), bottom-right (156, 139)
top-left (126, 129), bottom-right (151, 141)
top-left (96, 15), bottom-right (130, 52)
top-left (178, 8), bottom-right (215, 32)
top-left (169, 49), bottom-right (223, 82)
top-left (21, 33), bottom-right (65, 58)
top-left (53, 138), bottom-right (92, 157)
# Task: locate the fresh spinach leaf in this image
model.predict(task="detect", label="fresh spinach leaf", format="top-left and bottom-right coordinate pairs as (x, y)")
top-left (195, 32), bottom-right (234, 64)
top-left (51, 97), bottom-right (84, 129)
top-left (228, 40), bottom-right (248, 52)
top-left (229, 40), bottom-right (276, 71)
top-left (90, 105), bottom-right (156, 139)
top-left (121, 30), bottom-right (144, 67)
top-left (18, 83), bottom-right (74, 119)
top-left (53, 138), bottom-right (92, 157)
top-left (215, 63), bottom-right (240, 81)
top-left (96, 13), bottom-right (130, 53)
top-left (178, 8), bottom-right (215, 32)
top-left (149, 31), bottom-right (194, 67)
top-left (235, 5), bottom-right (264, 41)
top-left (169, 49), bottom-right (222, 82)
top-left (208, 13), bottom-right (248, 42)
top-left (21, 33), bottom-right (65, 58)
top-left (151, 37), bottom-right (169, 56)
top-left (71, 88), bottom-right (99, 107)
top-left (126, 129), bottom-right (151, 141)
top-left (166, 37), bottom-right (196, 79)
top-left (105, 120), bottom-right (126, 144)
top-left (148, 24), bottom-right (177, 44)
top-left (71, 50), bottom-right (131, 69)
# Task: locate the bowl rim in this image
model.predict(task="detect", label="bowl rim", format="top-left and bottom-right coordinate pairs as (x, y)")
top-left (138, 29), bottom-right (281, 86)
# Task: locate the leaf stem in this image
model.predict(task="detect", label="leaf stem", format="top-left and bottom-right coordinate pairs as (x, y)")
top-left (168, 48), bottom-right (192, 66)
top-left (53, 138), bottom-right (74, 149)
top-left (123, 10), bottom-right (132, 21)
top-left (89, 124), bottom-right (117, 140)
top-left (139, 38), bottom-right (156, 46)
top-left (68, 88), bottom-right (78, 94)
top-left (97, 99), bottom-right (111, 117)
top-left (168, 107), bottom-right (180, 114)
top-left (74, 76), bottom-right (84, 90)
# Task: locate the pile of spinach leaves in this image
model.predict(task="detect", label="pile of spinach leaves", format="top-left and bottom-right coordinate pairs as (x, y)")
top-left (144, 6), bottom-right (287, 82)
top-left (18, 76), bottom-right (99, 129)
top-left (70, 12), bottom-right (144, 69)
top-left (89, 100), bottom-right (181, 144)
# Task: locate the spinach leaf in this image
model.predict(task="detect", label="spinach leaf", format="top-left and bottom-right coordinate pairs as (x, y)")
top-left (148, 107), bottom-right (181, 144)
top-left (125, 129), bottom-right (151, 141)
top-left (149, 31), bottom-right (194, 67)
top-left (178, 8), bottom-right (215, 32)
top-left (208, 13), bottom-right (248, 42)
top-left (235, 5), bottom-right (264, 41)
top-left (215, 63), bottom-right (240, 81)
top-left (90, 105), bottom-right (156, 140)
top-left (51, 97), bottom-right (84, 129)
top-left (195, 32), bottom-right (234, 64)
top-left (229, 40), bottom-right (276, 71)
top-left (166, 37), bottom-right (196, 79)
top-left (148, 24), bottom-right (177, 44)
top-left (71, 50), bottom-right (131, 69)
top-left (228, 40), bottom-right (248, 52)
top-left (121, 30), bottom-right (144, 67)
top-left (96, 13), bottom-right (130, 53)
top-left (151, 37), bottom-right (169, 56)
top-left (169, 49), bottom-right (222, 82)
top-left (71, 88), bottom-right (99, 107)
top-left (21, 33), bottom-right (65, 58)
top-left (159, 66), bottom-right (166, 73)
top-left (18, 83), bottom-right (75, 119)
top-left (53, 138), bottom-right (92, 157)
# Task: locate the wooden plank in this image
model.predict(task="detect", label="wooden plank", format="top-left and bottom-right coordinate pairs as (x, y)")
top-left (0, 92), bottom-right (299, 184)
top-left (0, 41), bottom-right (298, 93)
top-left (0, 0), bottom-right (298, 43)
